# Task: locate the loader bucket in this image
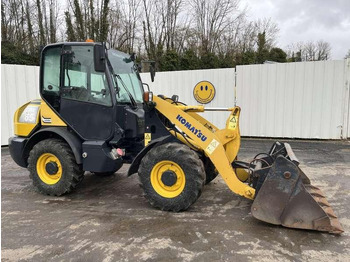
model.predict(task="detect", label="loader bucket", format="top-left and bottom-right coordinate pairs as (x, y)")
top-left (250, 144), bottom-right (343, 234)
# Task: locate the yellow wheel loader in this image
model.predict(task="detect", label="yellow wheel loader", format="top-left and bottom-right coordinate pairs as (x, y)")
top-left (9, 41), bottom-right (343, 234)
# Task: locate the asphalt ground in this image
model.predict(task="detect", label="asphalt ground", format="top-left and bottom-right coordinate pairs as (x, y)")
top-left (1, 139), bottom-right (350, 261)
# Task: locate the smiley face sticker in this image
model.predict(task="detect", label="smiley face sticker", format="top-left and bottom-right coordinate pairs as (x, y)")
top-left (193, 81), bottom-right (216, 104)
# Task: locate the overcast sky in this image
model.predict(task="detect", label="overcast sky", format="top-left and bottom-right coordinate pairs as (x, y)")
top-left (242, 0), bottom-right (350, 59)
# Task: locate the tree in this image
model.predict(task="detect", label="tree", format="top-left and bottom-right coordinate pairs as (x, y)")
top-left (36, 0), bottom-right (46, 45)
top-left (1, 41), bottom-right (38, 65)
top-left (0, 0), bottom-right (332, 69)
top-left (191, 0), bottom-right (241, 55)
top-left (64, 0), bottom-right (110, 42)
top-left (268, 47), bottom-right (287, 63)
top-left (200, 52), bottom-right (219, 69)
top-left (254, 18), bottom-right (279, 48)
top-left (179, 49), bottom-right (200, 70)
top-left (287, 41), bottom-right (331, 61)
top-left (160, 49), bottom-right (180, 71)
top-left (142, 0), bottom-right (166, 66)
top-left (240, 50), bottom-right (256, 65)
top-left (256, 32), bottom-right (269, 63)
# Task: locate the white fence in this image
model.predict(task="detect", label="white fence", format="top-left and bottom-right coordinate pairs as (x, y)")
top-left (1, 60), bottom-right (350, 145)
top-left (142, 60), bottom-right (350, 140)
top-left (236, 60), bottom-right (350, 139)
top-left (1, 65), bottom-right (40, 145)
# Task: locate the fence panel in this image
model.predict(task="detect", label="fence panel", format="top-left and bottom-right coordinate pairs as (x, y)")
top-left (1, 65), bottom-right (40, 145)
top-left (236, 60), bottom-right (347, 139)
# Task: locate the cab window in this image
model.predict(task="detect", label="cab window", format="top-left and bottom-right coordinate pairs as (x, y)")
top-left (41, 46), bottom-right (61, 109)
top-left (42, 47), bottom-right (61, 92)
top-left (62, 45), bottom-right (112, 106)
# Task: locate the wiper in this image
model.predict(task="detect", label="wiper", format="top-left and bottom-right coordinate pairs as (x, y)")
top-left (115, 74), bottom-right (137, 108)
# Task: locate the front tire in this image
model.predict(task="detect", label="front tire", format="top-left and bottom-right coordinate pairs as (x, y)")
top-left (203, 158), bottom-right (219, 184)
top-left (138, 143), bottom-right (205, 212)
top-left (27, 139), bottom-right (84, 196)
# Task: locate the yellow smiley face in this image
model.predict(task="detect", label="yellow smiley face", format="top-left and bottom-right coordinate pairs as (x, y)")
top-left (193, 81), bottom-right (216, 104)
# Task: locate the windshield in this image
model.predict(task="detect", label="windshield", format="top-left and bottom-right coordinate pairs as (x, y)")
top-left (107, 49), bottom-right (143, 103)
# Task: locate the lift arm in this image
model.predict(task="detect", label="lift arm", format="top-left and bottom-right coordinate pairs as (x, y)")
top-left (152, 96), bottom-right (255, 200)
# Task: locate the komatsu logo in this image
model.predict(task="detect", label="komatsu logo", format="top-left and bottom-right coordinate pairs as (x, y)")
top-left (176, 115), bottom-right (207, 142)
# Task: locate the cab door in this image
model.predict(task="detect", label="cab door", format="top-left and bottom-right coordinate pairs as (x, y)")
top-left (41, 44), bottom-right (115, 140)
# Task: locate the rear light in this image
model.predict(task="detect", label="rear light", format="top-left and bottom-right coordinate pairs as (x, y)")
top-left (143, 91), bottom-right (153, 102)
top-left (111, 148), bottom-right (125, 159)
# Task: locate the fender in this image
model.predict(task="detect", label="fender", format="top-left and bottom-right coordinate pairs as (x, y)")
top-left (127, 135), bottom-right (179, 176)
top-left (24, 127), bottom-right (83, 165)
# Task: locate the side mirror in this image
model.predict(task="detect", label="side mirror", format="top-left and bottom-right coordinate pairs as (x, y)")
top-left (94, 45), bottom-right (106, 72)
top-left (150, 61), bottom-right (156, 82)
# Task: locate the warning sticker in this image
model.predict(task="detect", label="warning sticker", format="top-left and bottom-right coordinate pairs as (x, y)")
top-left (205, 139), bottom-right (219, 155)
top-left (228, 115), bottom-right (237, 130)
top-left (144, 133), bottom-right (151, 146)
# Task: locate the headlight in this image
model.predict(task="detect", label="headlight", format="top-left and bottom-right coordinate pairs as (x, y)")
top-left (18, 106), bottom-right (40, 124)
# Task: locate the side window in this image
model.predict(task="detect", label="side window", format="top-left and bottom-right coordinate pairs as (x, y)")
top-left (41, 46), bottom-right (61, 109)
top-left (43, 47), bottom-right (61, 92)
top-left (90, 72), bottom-right (110, 104)
top-left (62, 46), bottom-right (112, 106)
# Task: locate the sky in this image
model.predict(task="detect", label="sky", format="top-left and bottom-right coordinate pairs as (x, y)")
top-left (242, 0), bottom-right (350, 59)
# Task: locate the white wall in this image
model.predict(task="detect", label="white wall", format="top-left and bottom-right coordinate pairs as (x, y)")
top-left (1, 60), bottom-right (349, 145)
top-left (142, 60), bottom-right (350, 139)
top-left (236, 60), bottom-right (350, 139)
top-left (1, 65), bottom-right (40, 145)
top-left (344, 59), bottom-right (350, 139)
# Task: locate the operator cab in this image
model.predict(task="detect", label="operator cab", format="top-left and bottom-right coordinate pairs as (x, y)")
top-left (40, 42), bottom-right (145, 151)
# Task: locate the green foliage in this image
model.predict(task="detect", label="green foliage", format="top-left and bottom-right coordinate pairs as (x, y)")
top-left (268, 48), bottom-right (287, 62)
top-left (65, 12), bottom-right (75, 42)
top-left (239, 50), bottom-right (256, 65)
top-left (218, 53), bottom-right (236, 68)
top-left (1, 41), bottom-right (39, 65)
top-left (64, 0), bottom-right (110, 42)
top-left (36, 0), bottom-right (46, 45)
top-left (99, 0), bottom-right (110, 41)
top-left (295, 51), bottom-right (302, 62)
top-left (256, 32), bottom-right (269, 64)
top-left (179, 49), bottom-right (200, 70)
top-left (199, 52), bottom-right (219, 69)
top-left (73, 0), bottom-right (85, 40)
top-left (159, 49), bottom-right (180, 71)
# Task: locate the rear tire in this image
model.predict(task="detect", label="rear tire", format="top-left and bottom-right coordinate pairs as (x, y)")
top-left (28, 139), bottom-right (84, 196)
top-left (138, 143), bottom-right (205, 212)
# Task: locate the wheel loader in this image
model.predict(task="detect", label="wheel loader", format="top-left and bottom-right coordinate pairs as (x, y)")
top-left (9, 41), bottom-right (343, 234)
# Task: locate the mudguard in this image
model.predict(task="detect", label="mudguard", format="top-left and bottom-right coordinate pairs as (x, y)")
top-left (127, 135), bottom-right (179, 176)
top-left (24, 127), bottom-right (83, 164)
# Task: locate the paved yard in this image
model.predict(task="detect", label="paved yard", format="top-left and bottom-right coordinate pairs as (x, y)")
top-left (1, 139), bottom-right (350, 261)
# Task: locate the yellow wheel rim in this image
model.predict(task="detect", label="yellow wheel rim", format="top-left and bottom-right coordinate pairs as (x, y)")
top-left (150, 160), bottom-right (186, 198)
top-left (36, 153), bottom-right (62, 185)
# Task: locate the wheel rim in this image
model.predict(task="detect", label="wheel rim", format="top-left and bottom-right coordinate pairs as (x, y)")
top-left (36, 153), bottom-right (62, 185)
top-left (150, 160), bottom-right (186, 198)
